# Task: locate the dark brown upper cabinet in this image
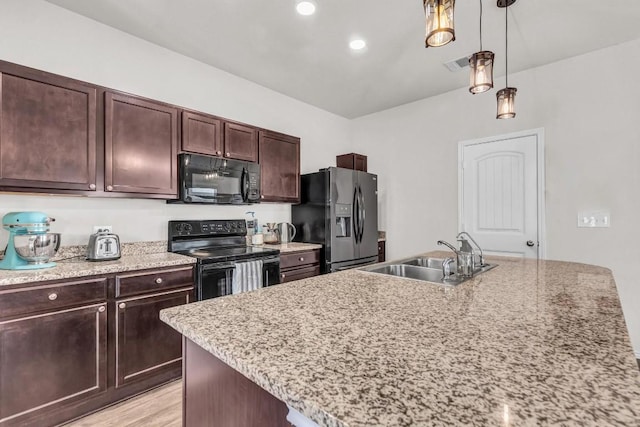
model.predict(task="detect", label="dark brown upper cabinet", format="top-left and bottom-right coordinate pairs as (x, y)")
top-left (0, 63), bottom-right (97, 192)
top-left (181, 112), bottom-right (258, 163)
top-left (181, 110), bottom-right (223, 156)
top-left (258, 130), bottom-right (300, 203)
top-left (105, 92), bottom-right (178, 197)
top-left (224, 122), bottom-right (258, 162)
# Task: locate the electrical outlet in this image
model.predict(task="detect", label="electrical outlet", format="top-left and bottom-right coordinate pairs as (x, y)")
top-left (93, 225), bottom-right (113, 233)
top-left (577, 211), bottom-right (610, 228)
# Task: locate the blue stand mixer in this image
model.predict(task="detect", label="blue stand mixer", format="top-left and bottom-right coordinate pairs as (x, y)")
top-left (0, 212), bottom-right (61, 270)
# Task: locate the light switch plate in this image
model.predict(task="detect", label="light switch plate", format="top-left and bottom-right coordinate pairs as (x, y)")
top-left (577, 211), bottom-right (610, 228)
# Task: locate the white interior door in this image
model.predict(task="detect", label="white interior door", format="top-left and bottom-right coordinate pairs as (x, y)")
top-left (459, 130), bottom-right (544, 259)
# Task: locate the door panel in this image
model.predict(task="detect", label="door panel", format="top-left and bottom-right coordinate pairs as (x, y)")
top-left (115, 289), bottom-right (191, 388)
top-left (329, 168), bottom-right (356, 264)
top-left (0, 71), bottom-right (97, 191)
top-left (182, 111), bottom-right (222, 156)
top-left (0, 304), bottom-right (107, 424)
top-left (105, 92), bottom-right (178, 195)
top-left (461, 134), bottom-right (539, 258)
top-left (356, 171), bottom-right (379, 260)
top-left (224, 122), bottom-right (258, 162)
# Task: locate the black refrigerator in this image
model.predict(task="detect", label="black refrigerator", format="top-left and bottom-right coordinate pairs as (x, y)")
top-left (292, 167), bottom-right (378, 273)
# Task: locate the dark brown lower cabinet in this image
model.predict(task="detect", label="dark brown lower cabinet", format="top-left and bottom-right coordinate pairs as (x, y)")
top-left (0, 265), bottom-right (194, 427)
top-left (115, 288), bottom-right (191, 388)
top-left (280, 249), bottom-right (321, 283)
top-left (0, 303), bottom-right (107, 426)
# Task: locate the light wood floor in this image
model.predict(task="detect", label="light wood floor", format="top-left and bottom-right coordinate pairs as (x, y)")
top-left (64, 381), bottom-right (182, 427)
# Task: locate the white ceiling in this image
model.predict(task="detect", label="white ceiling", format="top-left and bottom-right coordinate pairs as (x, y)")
top-left (46, 0), bottom-right (640, 118)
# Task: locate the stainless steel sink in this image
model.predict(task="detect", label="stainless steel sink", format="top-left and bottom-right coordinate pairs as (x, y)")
top-left (362, 257), bottom-right (496, 286)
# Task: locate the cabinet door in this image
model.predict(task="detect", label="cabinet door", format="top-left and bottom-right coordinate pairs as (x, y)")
top-left (224, 122), bottom-right (258, 162)
top-left (182, 111), bottom-right (223, 156)
top-left (259, 130), bottom-right (300, 203)
top-left (115, 288), bottom-right (192, 388)
top-left (0, 303), bottom-right (107, 425)
top-left (0, 68), bottom-right (97, 191)
top-left (105, 92), bottom-right (178, 196)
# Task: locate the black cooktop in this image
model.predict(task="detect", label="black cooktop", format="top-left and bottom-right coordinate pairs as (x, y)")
top-left (179, 245), bottom-right (279, 264)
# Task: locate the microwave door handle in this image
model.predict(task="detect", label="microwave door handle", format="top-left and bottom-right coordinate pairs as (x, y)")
top-left (241, 167), bottom-right (249, 202)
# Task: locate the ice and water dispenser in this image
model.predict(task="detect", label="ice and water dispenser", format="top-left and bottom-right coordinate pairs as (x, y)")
top-left (335, 204), bottom-right (351, 238)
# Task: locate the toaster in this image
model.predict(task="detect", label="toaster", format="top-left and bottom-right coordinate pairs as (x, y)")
top-left (87, 231), bottom-right (121, 261)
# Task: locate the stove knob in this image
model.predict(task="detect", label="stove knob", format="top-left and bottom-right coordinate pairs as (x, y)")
top-left (184, 224), bottom-right (193, 233)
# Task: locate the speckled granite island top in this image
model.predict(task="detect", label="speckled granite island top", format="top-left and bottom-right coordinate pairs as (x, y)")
top-left (160, 253), bottom-right (640, 426)
top-left (0, 252), bottom-right (195, 286)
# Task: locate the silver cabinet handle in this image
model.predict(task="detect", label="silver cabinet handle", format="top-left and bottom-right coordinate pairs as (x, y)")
top-left (281, 273), bottom-right (286, 279)
top-left (155, 277), bottom-right (163, 284)
top-left (299, 257), bottom-right (304, 262)
top-left (48, 293), bottom-right (58, 301)
top-left (216, 150), bottom-right (221, 155)
top-left (106, 185), bottom-right (113, 191)
top-left (89, 183), bottom-right (96, 190)
top-left (225, 152), bottom-right (230, 157)
top-left (119, 302), bottom-right (126, 309)
top-left (261, 195), bottom-right (265, 199)
top-left (98, 306), bottom-right (106, 313)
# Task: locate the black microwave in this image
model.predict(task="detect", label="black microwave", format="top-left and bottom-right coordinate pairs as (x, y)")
top-left (175, 153), bottom-right (260, 204)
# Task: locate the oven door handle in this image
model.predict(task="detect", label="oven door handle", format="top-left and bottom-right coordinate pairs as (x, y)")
top-left (200, 261), bottom-right (237, 271)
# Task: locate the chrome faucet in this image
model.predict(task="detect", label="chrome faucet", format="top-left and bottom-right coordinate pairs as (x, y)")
top-left (456, 232), bottom-right (485, 267)
top-left (437, 240), bottom-right (459, 254)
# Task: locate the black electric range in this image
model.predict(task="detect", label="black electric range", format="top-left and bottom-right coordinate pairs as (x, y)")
top-left (168, 219), bottom-right (280, 300)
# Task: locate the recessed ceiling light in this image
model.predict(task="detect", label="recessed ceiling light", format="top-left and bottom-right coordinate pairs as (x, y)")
top-left (349, 39), bottom-right (366, 50)
top-left (296, 1), bottom-right (316, 16)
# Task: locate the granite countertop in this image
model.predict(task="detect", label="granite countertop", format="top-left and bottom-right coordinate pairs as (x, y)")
top-left (0, 247), bottom-right (195, 287)
top-left (161, 251), bottom-right (640, 426)
top-left (253, 242), bottom-right (323, 253)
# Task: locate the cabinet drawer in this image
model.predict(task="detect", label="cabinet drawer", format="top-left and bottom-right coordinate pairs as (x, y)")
top-left (0, 278), bottom-right (107, 320)
top-left (280, 265), bottom-right (321, 284)
top-left (280, 250), bottom-right (320, 270)
top-left (116, 266), bottom-right (194, 297)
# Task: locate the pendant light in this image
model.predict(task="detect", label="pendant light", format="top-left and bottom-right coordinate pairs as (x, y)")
top-left (424, 0), bottom-right (455, 48)
top-left (496, 0), bottom-right (517, 119)
top-left (469, 0), bottom-right (494, 94)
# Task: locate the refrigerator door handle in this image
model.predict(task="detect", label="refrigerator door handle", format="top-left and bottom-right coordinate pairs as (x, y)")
top-left (352, 186), bottom-right (360, 243)
top-left (358, 184), bottom-right (366, 243)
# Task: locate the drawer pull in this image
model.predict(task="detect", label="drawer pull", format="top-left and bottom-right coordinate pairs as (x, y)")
top-left (299, 257), bottom-right (304, 262)
top-left (281, 273), bottom-right (286, 279)
top-left (155, 277), bottom-right (163, 284)
top-left (216, 150), bottom-right (221, 155)
top-left (119, 302), bottom-right (126, 309)
top-left (98, 306), bottom-right (106, 313)
top-left (48, 293), bottom-right (58, 301)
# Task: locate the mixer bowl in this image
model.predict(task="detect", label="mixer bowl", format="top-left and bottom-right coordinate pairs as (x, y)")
top-left (13, 233), bottom-right (61, 264)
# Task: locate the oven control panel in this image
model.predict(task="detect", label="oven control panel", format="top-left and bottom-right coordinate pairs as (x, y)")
top-left (169, 220), bottom-right (247, 237)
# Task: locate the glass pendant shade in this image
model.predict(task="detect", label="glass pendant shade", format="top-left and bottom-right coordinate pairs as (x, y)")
top-left (469, 51), bottom-right (494, 94)
top-left (424, 0), bottom-right (455, 47)
top-left (496, 87), bottom-right (517, 119)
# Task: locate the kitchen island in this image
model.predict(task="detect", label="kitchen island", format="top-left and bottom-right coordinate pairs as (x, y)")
top-left (160, 253), bottom-right (640, 426)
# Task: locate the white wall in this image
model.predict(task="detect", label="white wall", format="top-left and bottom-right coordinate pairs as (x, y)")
top-left (351, 39), bottom-right (640, 356)
top-left (0, 0), bottom-right (351, 245)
